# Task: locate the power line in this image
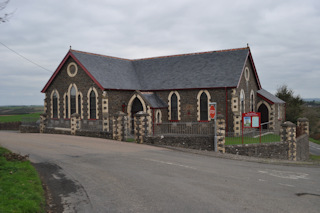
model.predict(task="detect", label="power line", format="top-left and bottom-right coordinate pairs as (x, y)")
top-left (0, 41), bottom-right (53, 73)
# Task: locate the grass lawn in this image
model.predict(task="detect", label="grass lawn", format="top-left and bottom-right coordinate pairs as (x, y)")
top-left (0, 112), bottom-right (41, 123)
top-left (0, 147), bottom-right (45, 213)
top-left (310, 154), bottom-right (320, 161)
top-left (225, 134), bottom-right (281, 145)
top-left (309, 138), bottom-right (320, 145)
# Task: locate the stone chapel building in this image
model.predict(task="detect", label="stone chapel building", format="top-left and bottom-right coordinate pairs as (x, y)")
top-left (41, 47), bottom-right (285, 135)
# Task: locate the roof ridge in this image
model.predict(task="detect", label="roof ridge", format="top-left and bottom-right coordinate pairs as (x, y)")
top-left (70, 49), bottom-right (131, 61)
top-left (133, 47), bottom-right (249, 61)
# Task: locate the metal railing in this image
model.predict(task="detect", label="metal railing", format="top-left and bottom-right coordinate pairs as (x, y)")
top-left (21, 117), bottom-right (40, 127)
top-left (153, 122), bottom-right (215, 136)
top-left (226, 129), bottom-right (281, 145)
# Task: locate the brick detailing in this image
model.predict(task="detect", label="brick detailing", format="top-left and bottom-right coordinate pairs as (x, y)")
top-left (134, 112), bottom-right (149, 143)
top-left (40, 113), bottom-right (47, 133)
top-left (231, 89), bottom-right (241, 135)
top-left (281, 121), bottom-right (297, 161)
top-left (70, 113), bottom-right (81, 135)
top-left (196, 90), bottom-right (211, 121)
top-left (216, 114), bottom-right (225, 153)
top-left (102, 92), bottom-right (109, 132)
top-left (112, 111), bottom-right (128, 141)
top-left (297, 118), bottom-right (309, 136)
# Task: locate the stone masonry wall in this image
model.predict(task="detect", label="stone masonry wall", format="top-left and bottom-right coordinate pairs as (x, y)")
top-left (145, 135), bottom-right (214, 151)
top-left (225, 142), bottom-right (289, 160)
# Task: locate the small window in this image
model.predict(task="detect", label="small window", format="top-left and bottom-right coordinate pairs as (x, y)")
top-left (200, 92), bottom-right (208, 121)
top-left (67, 62), bottom-right (78, 77)
top-left (171, 93), bottom-right (178, 121)
top-left (65, 95), bottom-right (69, 118)
top-left (240, 90), bottom-right (245, 114)
top-left (70, 86), bottom-right (76, 115)
top-left (244, 67), bottom-right (250, 81)
top-left (156, 111), bottom-right (161, 124)
top-left (53, 92), bottom-right (58, 118)
top-left (90, 90), bottom-right (96, 119)
top-left (250, 91), bottom-right (254, 112)
top-left (78, 94), bottom-right (81, 117)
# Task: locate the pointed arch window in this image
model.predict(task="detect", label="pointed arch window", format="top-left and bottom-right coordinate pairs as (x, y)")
top-left (78, 94), bottom-right (82, 117)
top-left (250, 90), bottom-right (255, 112)
top-left (70, 86), bottom-right (76, 115)
top-left (52, 92), bottom-right (58, 118)
top-left (90, 90), bottom-right (96, 119)
top-left (171, 93), bottom-right (178, 121)
top-left (200, 92), bottom-right (208, 121)
top-left (65, 95), bottom-right (69, 118)
top-left (240, 90), bottom-right (245, 114)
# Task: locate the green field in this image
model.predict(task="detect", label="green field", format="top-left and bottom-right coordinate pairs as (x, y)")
top-left (0, 147), bottom-right (45, 213)
top-left (0, 105), bottom-right (43, 116)
top-left (225, 134), bottom-right (281, 145)
top-left (0, 112), bottom-right (41, 123)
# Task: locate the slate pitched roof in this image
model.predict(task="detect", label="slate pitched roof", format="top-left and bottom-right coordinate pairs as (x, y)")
top-left (257, 89), bottom-right (285, 104)
top-left (42, 47), bottom-right (260, 92)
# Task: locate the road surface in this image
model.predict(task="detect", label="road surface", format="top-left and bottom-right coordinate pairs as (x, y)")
top-left (310, 141), bottom-right (320, 156)
top-left (0, 132), bottom-right (319, 213)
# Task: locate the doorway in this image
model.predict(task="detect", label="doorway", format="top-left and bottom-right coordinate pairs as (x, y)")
top-left (258, 103), bottom-right (269, 129)
top-left (131, 98), bottom-right (143, 133)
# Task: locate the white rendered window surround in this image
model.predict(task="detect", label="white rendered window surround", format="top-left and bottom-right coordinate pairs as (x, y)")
top-left (244, 67), bottom-right (250, 81)
top-left (250, 90), bottom-right (255, 112)
top-left (155, 110), bottom-right (162, 124)
top-left (240, 89), bottom-right (245, 114)
top-left (67, 62), bottom-right (78, 77)
top-left (168, 91), bottom-right (181, 121)
top-left (87, 87), bottom-right (99, 119)
top-left (197, 90), bottom-right (211, 121)
top-left (50, 89), bottom-right (60, 119)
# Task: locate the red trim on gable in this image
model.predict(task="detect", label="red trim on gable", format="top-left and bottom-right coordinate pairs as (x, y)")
top-left (257, 93), bottom-right (275, 104)
top-left (236, 48), bottom-right (262, 90)
top-left (248, 48), bottom-right (262, 89)
top-left (68, 51), bottom-right (104, 91)
top-left (41, 50), bottom-right (104, 93)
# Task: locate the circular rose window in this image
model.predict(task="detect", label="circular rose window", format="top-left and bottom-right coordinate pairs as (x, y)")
top-left (67, 62), bottom-right (78, 77)
top-left (244, 67), bottom-right (250, 81)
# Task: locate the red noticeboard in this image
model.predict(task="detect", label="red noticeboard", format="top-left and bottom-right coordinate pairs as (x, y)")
top-left (242, 112), bottom-right (261, 128)
top-left (209, 105), bottom-right (216, 119)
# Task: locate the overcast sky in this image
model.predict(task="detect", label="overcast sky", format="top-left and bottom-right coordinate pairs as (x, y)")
top-left (0, 0), bottom-right (319, 106)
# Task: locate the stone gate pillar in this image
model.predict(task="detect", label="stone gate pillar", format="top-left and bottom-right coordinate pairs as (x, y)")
top-left (40, 113), bottom-right (47, 133)
top-left (281, 121), bottom-right (297, 161)
top-left (216, 114), bottom-right (226, 153)
top-left (134, 111), bottom-right (150, 144)
top-left (71, 113), bottom-right (81, 135)
top-left (112, 111), bottom-right (128, 141)
top-left (297, 118), bottom-right (309, 136)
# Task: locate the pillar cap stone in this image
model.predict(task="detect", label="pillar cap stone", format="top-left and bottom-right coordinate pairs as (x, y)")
top-left (281, 121), bottom-right (296, 127)
top-left (71, 113), bottom-right (80, 118)
top-left (297, 117), bottom-right (309, 122)
top-left (40, 113), bottom-right (47, 117)
top-left (114, 111), bottom-right (126, 116)
top-left (135, 111), bottom-right (148, 116)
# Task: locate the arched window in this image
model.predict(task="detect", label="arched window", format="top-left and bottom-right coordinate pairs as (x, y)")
top-left (90, 90), bottom-right (96, 119)
top-left (70, 86), bottom-right (76, 115)
top-left (250, 90), bottom-right (254, 112)
top-left (200, 92), bottom-right (208, 121)
top-left (171, 93), bottom-right (178, 121)
top-left (52, 91), bottom-right (58, 118)
top-left (156, 110), bottom-right (162, 124)
top-left (240, 90), bottom-right (245, 114)
top-left (65, 95), bottom-right (69, 118)
top-left (78, 94), bottom-right (81, 117)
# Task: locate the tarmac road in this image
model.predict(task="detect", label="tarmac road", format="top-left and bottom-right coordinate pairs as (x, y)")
top-left (310, 141), bottom-right (320, 156)
top-left (1, 131), bottom-right (320, 213)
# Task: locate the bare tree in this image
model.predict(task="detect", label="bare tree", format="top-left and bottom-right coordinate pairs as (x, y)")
top-left (0, 0), bottom-right (12, 23)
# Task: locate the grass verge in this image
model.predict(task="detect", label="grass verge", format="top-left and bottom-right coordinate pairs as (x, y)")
top-left (0, 112), bottom-right (41, 123)
top-left (309, 138), bottom-right (320, 145)
top-left (310, 155), bottom-right (320, 161)
top-left (225, 134), bottom-right (281, 145)
top-left (0, 147), bottom-right (45, 213)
